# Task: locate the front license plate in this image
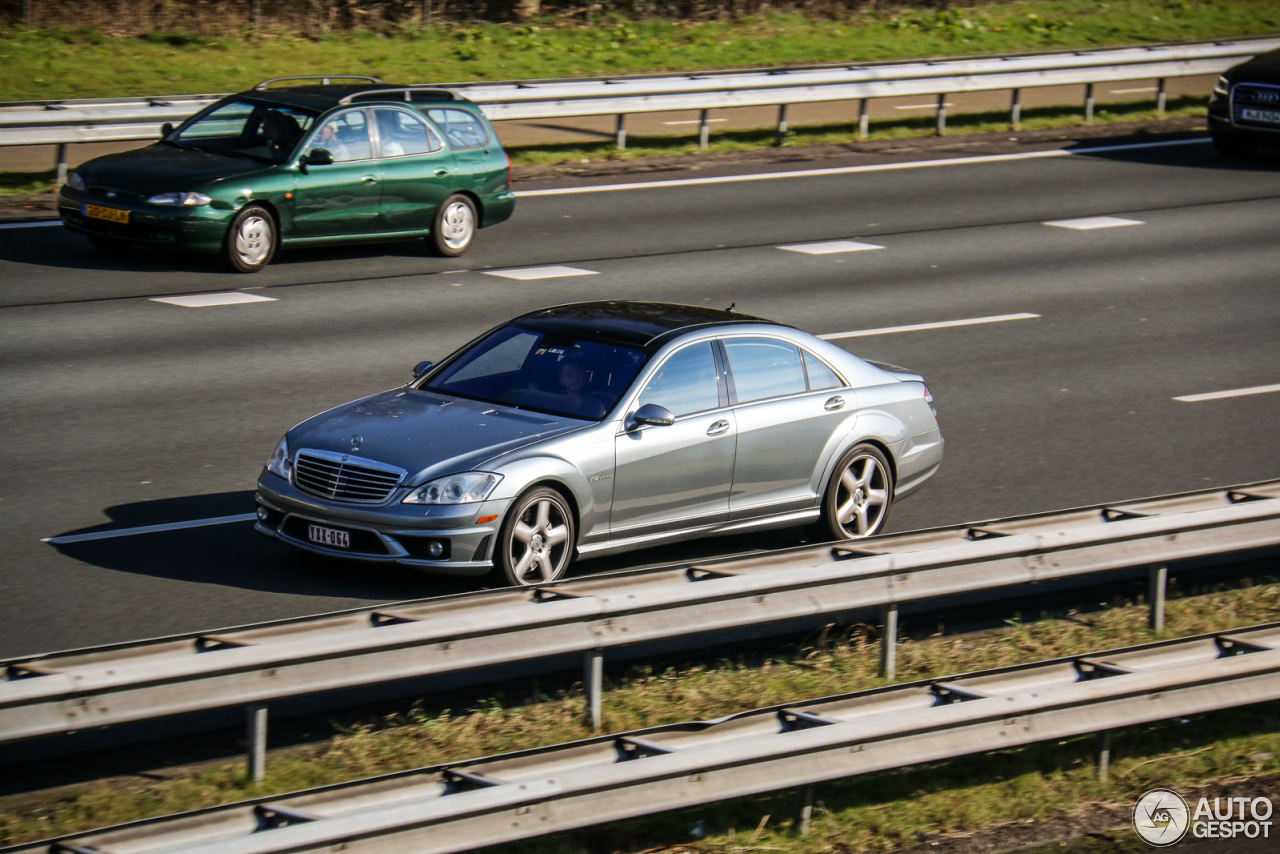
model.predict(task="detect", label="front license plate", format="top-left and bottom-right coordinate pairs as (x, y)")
top-left (308, 524), bottom-right (350, 549)
top-left (84, 203), bottom-right (130, 224)
top-left (1239, 107), bottom-right (1280, 125)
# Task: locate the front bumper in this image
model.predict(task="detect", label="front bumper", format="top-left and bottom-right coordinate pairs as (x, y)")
top-left (58, 188), bottom-right (232, 253)
top-left (255, 470), bottom-right (508, 576)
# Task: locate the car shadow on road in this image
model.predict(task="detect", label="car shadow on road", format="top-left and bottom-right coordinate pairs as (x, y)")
top-left (1063, 130), bottom-right (1280, 171)
top-left (44, 490), bottom-right (485, 601)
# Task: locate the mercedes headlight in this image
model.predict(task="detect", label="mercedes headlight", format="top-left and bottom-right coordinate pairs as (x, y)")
top-left (402, 472), bottom-right (502, 505)
top-left (65, 171), bottom-right (86, 192)
top-left (265, 436), bottom-right (291, 479)
top-left (146, 191), bottom-right (213, 206)
top-left (1213, 76), bottom-right (1230, 97)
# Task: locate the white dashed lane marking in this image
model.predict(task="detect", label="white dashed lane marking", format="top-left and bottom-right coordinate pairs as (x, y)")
top-left (150, 292), bottom-right (278, 308)
top-left (1174, 384), bottom-right (1280, 403)
top-left (483, 266), bottom-right (600, 281)
top-left (820, 313), bottom-right (1040, 340)
top-left (1043, 216), bottom-right (1144, 230)
top-left (778, 240), bottom-right (885, 255)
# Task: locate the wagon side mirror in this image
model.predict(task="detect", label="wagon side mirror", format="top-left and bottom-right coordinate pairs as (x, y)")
top-left (412, 360), bottom-right (434, 379)
top-left (630, 403), bottom-right (675, 429)
top-left (302, 148), bottom-right (334, 166)
top-left (160, 122), bottom-right (174, 139)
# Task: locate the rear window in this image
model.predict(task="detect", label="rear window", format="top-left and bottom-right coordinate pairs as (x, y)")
top-left (426, 108), bottom-right (489, 149)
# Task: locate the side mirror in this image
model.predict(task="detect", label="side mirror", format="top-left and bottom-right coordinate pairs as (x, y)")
top-left (301, 148), bottom-right (334, 166)
top-left (412, 360), bottom-right (434, 379)
top-left (160, 122), bottom-right (174, 139)
top-left (631, 403), bottom-right (675, 429)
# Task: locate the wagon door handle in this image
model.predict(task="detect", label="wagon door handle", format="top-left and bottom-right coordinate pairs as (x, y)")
top-left (706, 419), bottom-right (731, 436)
top-left (361, 175), bottom-right (378, 184)
top-left (434, 168), bottom-right (449, 176)
top-left (824, 396), bottom-right (846, 411)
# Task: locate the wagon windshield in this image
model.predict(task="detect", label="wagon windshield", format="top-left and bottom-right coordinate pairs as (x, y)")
top-left (424, 325), bottom-right (648, 421)
top-left (170, 99), bottom-right (317, 163)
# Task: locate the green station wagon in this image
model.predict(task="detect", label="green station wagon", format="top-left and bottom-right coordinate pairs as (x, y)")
top-left (58, 76), bottom-right (516, 272)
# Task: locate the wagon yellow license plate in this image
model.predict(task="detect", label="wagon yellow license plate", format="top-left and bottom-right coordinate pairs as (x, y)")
top-left (84, 203), bottom-right (129, 224)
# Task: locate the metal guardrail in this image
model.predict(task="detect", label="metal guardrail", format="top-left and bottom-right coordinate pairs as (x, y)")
top-left (3, 36), bottom-right (1278, 177)
top-left (6, 623), bottom-right (1279, 854)
top-left (4, 481), bottom-right (1279, 759)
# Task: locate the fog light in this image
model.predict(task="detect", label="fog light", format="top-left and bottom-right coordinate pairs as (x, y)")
top-left (256, 507), bottom-right (269, 522)
top-left (426, 540), bottom-right (445, 559)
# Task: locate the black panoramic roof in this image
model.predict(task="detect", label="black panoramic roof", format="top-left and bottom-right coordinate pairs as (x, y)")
top-left (244, 84), bottom-right (466, 112)
top-left (516, 301), bottom-right (785, 348)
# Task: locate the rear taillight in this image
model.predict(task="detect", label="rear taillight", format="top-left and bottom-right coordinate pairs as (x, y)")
top-left (505, 150), bottom-right (512, 190)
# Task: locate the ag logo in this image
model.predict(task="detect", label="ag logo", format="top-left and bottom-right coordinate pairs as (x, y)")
top-left (1133, 788), bottom-right (1190, 846)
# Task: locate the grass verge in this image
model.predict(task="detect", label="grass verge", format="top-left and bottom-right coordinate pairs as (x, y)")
top-left (1, 580), bottom-right (1276, 849)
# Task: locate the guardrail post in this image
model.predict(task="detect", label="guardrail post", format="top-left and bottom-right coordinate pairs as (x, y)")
top-left (698, 109), bottom-right (711, 150)
top-left (858, 98), bottom-right (870, 140)
top-left (880, 603), bottom-right (899, 679)
top-left (936, 93), bottom-right (948, 136)
top-left (1157, 78), bottom-right (1167, 116)
top-left (247, 703), bottom-right (267, 784)
top-left (55, 144), bottom-right (68, 186)
top-left (584, 649), bottom-right (603, 731)
top-left (615, 114), bottom-right (626, 150)
top-left (795, 785), bottom-right (815, 836)
top-left (250, 0), bottom-right (262, 31)
top-left (775, 104), bottom-right (789, 146)
top-left (1010, 88), bottom-right (1022, 130)
top-left (1096, 730), bottom-right (1112, 783)
top-left (1084, 83), bottom-right (1095, 124)
top-left (1148, 564), bottom-right (1168, 632)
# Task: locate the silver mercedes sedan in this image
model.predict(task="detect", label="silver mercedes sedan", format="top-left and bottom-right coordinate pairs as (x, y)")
top-left (255, 301), bottom-right (943, 586)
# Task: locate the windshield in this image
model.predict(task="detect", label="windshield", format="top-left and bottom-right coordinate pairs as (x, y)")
top-left (171, 99), bottom-right (317, 163)
top-left (424, 325), bottom-right (648, 420)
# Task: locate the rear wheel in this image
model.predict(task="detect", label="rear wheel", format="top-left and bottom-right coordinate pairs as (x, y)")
top-left (428, 194), bottom-right (476, 257)
top-left (819, 443), bottom-right (893, 540)
top-left (224, 204), bottom-right (276, 273)
top-left (495, 486), bottom-right (575, 587)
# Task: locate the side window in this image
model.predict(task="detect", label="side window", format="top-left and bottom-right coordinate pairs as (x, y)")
top-left (426, 108), bottom-right (489, 149)
top-left (374, 108), bottom-right (441, 157)
top-left (724, 337), bottom-right (807, 403)
top-left (307, 111), bottom-right (371, 162)
top-left (635, 342), bottom-right (721, 418)
top-left (803, 350), bottom-right (844, 391)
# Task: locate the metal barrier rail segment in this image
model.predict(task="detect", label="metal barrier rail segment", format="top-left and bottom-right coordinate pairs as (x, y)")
top-left (3, 482), bottom-right (1278, 749)
top-left (6, 624), bottom-right (1279, 854)
top-left (3, 36), bottom-right (1278, 161)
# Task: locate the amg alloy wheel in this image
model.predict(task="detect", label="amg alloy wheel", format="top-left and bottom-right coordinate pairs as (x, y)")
top-left (496, 487), bottom-right (575, 586)
top-left (821, 443), bottom-right (893, 540)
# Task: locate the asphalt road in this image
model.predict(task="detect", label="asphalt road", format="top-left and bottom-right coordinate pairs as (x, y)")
top-left (1, 134), bottom-right (1278, 659)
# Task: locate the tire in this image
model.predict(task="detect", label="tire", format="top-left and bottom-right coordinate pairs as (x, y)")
top-left (428, 194), bottom-right (477, 257)
top-left (224, 204), bottom-right (277, 273)
top-left (819, 443), bottom-right (893, 540)
top-left (87, 234), bottom-right (129, 255)
top-left (1211, 130), bottom-right (1252, 159)
top-left (494, 486), bottom-right (576, 587)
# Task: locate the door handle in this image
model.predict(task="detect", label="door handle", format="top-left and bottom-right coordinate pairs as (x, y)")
top-left (706, 419), bottom-right (731, 436)
top-left (434, 168), bottom-right (449, 176)
top-left (824, 396), bottom-right (846, 411)
top-left (361, 175), bottom-right (378, 184)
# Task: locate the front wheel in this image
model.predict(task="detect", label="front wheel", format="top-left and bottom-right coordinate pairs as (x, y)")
top-left (428, 194), bottom-right (477, 257)
top-left (224, 204), bottom-right (277, 273)
top-left (495, 486), bottom-right (576, 587)
top-left (819, 443), bottom-right (893, 540)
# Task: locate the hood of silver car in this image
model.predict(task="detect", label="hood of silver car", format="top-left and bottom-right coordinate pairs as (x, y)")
top-left (289, 388), bottom-right (585, 480)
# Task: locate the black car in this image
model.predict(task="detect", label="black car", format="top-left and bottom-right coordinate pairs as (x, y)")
top-left (1208, 48), bottom-right (1280, 157)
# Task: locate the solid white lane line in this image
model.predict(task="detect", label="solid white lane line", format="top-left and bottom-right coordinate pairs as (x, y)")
top-left (44, 513), bottom-right (258, 545)
top-left (1043, 216), bottom-right (1144, 230)
top-left (778, 240), bottom-right (884, 255)
top-left (514, 138), bottom-right (1208, 197)
top-left (150, 292), bottom-right (278, 307)
top-left (483, 265), bottom-right (599, 280)
top-left (820, 313), bottom-right (1040, 340)
top-left (1174, 384), bottom-right (1280, 403)
top-left (0, 221), bottom-right (62, 230)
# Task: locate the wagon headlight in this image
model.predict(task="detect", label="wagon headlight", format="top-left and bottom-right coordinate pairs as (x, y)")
top-left (403, 472), bottom-right (502, 505)
top-left (65, 171), bottom-right (86, 191)
top-left (146, 191), bottom-right (213, 206)
top-left (1213, 76), bottom-right (1230, 97)
top-left (265, 436), bottom-right (291, 479)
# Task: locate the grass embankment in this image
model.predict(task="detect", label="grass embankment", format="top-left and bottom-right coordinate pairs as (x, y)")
top-left (1, 0), bottom-right (1278, 195)
top-left (1, 582), bottom-right (1277, 850)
